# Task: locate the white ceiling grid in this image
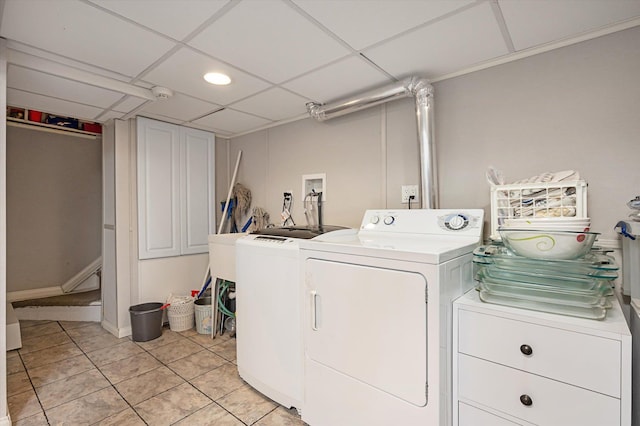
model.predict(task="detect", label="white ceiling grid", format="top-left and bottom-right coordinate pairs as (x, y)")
top-left (0, 0), bottom-right (639, 137)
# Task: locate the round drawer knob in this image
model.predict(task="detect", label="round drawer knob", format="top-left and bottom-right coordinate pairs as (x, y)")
top-left (520, 394), bottom-right (533, 406)
top-left (520, 344), bottom-right (533, 356)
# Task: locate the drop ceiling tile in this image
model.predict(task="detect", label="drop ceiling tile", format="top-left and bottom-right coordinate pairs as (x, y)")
top-left (96, 110), bottom-right (126, 122)
top-left (231, 88), bottom-right (308, 121)
top-left (8, 88), bottom-right (105, 121)
top-left (142, 47), bottom-right (270, 105)
top-left (138, 92), bottom-right (222, 122)
top-left (7, 40), bottom-right (134, 82)
top-left (292, 0), bottom-right (474, 50)
top-left (364, 2), bottom-right (509, 79)
top-left (193, 109), bottom-right (272, 134)
top-left (188, 0), bottom-right (351, 83)
top-left (499, 0), bottom-right (640, 51)
top-left (112, 96), bottom-right (149, 113)
top-left (0, 0), bottom-right (176, 77)
top-left (8, 65), bottom-right (123, 108)
top-left (88, 0), bottom-right (229, 41)
top-left (283, 56), bottom-right (393, 103)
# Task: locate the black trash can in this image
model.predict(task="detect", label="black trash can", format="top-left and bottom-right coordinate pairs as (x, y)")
top-left (129, 302), bottom-right (164, 342)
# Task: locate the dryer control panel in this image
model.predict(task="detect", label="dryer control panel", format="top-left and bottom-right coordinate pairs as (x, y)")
top-left (361, 209), bottom-right (484, 238)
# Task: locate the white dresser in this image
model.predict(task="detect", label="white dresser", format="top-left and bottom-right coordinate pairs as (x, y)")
top-left (453, 290), bottom-right (632, 426)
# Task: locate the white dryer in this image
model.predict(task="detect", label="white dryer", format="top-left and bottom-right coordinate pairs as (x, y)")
top-left (299, 209), bottom-right (484, 426)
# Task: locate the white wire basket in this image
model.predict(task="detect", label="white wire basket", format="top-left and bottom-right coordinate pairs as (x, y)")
top-left (167, 312), bottom-right (194, 332)
top-left (167, 295), bottom-right (195, 315)
top-left (490, 180), bottom-right (588, 240)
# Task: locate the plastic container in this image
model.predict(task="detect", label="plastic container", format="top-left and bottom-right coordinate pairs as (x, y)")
top-left (194, 297), bottom-right (212, 334)
top-left (129, 302), bottom-right (164, 342)
top-left (490, 180), bottom-right (588, 240)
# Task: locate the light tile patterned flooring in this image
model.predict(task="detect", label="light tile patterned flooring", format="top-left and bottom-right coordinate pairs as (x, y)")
top-left (7, 320), bottom-right (305, 425)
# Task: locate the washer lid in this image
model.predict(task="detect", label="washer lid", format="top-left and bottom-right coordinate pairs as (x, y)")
top-left (251, 225), bottom-right (348, 240)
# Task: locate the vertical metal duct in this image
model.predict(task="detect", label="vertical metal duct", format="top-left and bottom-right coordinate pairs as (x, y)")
top-left (306, 76), bottom-right (436, 209)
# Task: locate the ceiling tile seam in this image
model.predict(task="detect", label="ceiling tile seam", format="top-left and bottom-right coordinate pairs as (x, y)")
top-left (122, 100), bottom-right (156, 121)
top-left (135, 76), bottom-right (241, 109)
top-left (7, 86), bottom-right (106, 118)
top-left (79, 0), bottom-right (198, 46)
top-left (229, 112), bottom-right (310, 139)
top-left (357, 53), bottom-right (398, 82)
top-left (490, 0), bottom-right (515, 53)
top-left (187, 107), bottom-right (227, 123)
top-left (201, 105), bottom-right (276, 123)
top-left (7, 54), bottom-right (155, 102)
top-left (95, 95), bottom-right (138, 121)
top-left (128, 44), bottom-right (183, 85)
top-left (6, 42), bottom-right (142, 88)
top-left (285, 0), bottom-right (362, 54)
top-left (79, 0), bottom-right (240, 87)
top-left (359, 0), bottom-right (485, 53)
top-left (263, 52), bottom-right (392, 103)
top-left (181, 44), bottom-right (279, 86)
top-left (428, 17), bottom-right (640, 84)
top-left (125, 0), bottom-right (242, 87)
top-left (173, 0), bottom-right (240, 45)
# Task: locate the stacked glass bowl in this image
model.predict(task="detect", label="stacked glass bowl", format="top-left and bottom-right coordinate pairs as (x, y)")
top-left (474, 218), bottom-right (618, 320)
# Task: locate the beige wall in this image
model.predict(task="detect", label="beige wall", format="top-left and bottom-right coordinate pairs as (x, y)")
top-left (220, 25), bottom-right (640, 240)
top-left (6, 126), bottom-right (102, 292)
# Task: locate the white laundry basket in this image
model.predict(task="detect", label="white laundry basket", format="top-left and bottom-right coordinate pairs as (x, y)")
top-left (167, 295), bottom-right (195, 332)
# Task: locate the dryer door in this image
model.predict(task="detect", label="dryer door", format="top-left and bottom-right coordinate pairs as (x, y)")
top-left (306, 258), bottom-right (428, 406)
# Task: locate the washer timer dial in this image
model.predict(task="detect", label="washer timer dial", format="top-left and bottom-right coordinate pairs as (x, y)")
top-left (444, 214), bottom-right (469, 230)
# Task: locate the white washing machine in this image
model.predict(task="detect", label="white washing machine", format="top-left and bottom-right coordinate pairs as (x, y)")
top-left (617, 220), bottom-right (640, 426)
top-left (298, 209), bottom-right (484, 426)
top-left (235, 225), bottom-right (353, 413)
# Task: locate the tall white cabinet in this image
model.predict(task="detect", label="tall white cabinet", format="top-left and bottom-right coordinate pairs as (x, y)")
top-left (102, 118), bottom-right (215, 338)
top-left (137, 117), bottom-right (215, 259)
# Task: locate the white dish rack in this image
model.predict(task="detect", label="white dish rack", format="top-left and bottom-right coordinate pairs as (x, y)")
top-left (490, 180), bottom-right (588, 240)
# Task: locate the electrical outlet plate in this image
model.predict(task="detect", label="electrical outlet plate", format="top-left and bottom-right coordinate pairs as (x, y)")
top-left (401, 185), bottom-right (419, 203)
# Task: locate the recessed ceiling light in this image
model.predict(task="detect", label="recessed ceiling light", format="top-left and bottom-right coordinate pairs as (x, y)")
top-left (204, 72), bottom-right (231, 85)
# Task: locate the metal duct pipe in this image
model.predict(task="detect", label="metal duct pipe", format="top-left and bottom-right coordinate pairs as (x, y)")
top-left (306, 76), bottom-right (436, 209)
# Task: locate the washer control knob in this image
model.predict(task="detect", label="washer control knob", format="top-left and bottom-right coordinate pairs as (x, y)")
top-left (383, 216), bottom-right (395, 225)
top-left (370, 215), bottom-right (380, 224)
top-left (445, 214), bottom-right (469, 230)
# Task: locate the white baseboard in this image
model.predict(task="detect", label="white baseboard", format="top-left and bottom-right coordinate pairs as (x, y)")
top-left (7, 286), bottom-right (63, 302)
top-left (14, 305), bottom-right (101, 322)
top-left (101, 320), bottom-right (132, 338)
top-left (6, 303), bottom-right (22, 350)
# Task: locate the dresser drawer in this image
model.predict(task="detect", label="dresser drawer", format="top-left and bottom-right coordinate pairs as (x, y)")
top-left (458, 309), bottom-right (621, 396)
top-left (459, 402), bottom-right (523, 426)
top-left (458, 354), bottom-right (620, 426)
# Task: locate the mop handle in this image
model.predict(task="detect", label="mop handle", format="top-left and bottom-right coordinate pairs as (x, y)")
top-left (217, 151), bottom-right (242, 234)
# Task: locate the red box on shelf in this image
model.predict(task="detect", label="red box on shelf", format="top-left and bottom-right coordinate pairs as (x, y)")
top-left (28, 110), bottom-right (43, 122)
top-left (83, 122), bottom-right (102, 133)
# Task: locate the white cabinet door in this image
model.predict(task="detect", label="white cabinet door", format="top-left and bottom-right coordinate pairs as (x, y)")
top-left (180, 127), bottom-right (215, 255)
top-left (137, 117), bottom-right (180, 259)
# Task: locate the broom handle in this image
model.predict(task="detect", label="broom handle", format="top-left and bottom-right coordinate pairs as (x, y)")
top-left (217, 151), bottom-right (242, 234)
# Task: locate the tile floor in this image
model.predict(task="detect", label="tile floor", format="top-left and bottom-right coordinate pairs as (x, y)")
top-left (7, 320), bottom-right (306, 425)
